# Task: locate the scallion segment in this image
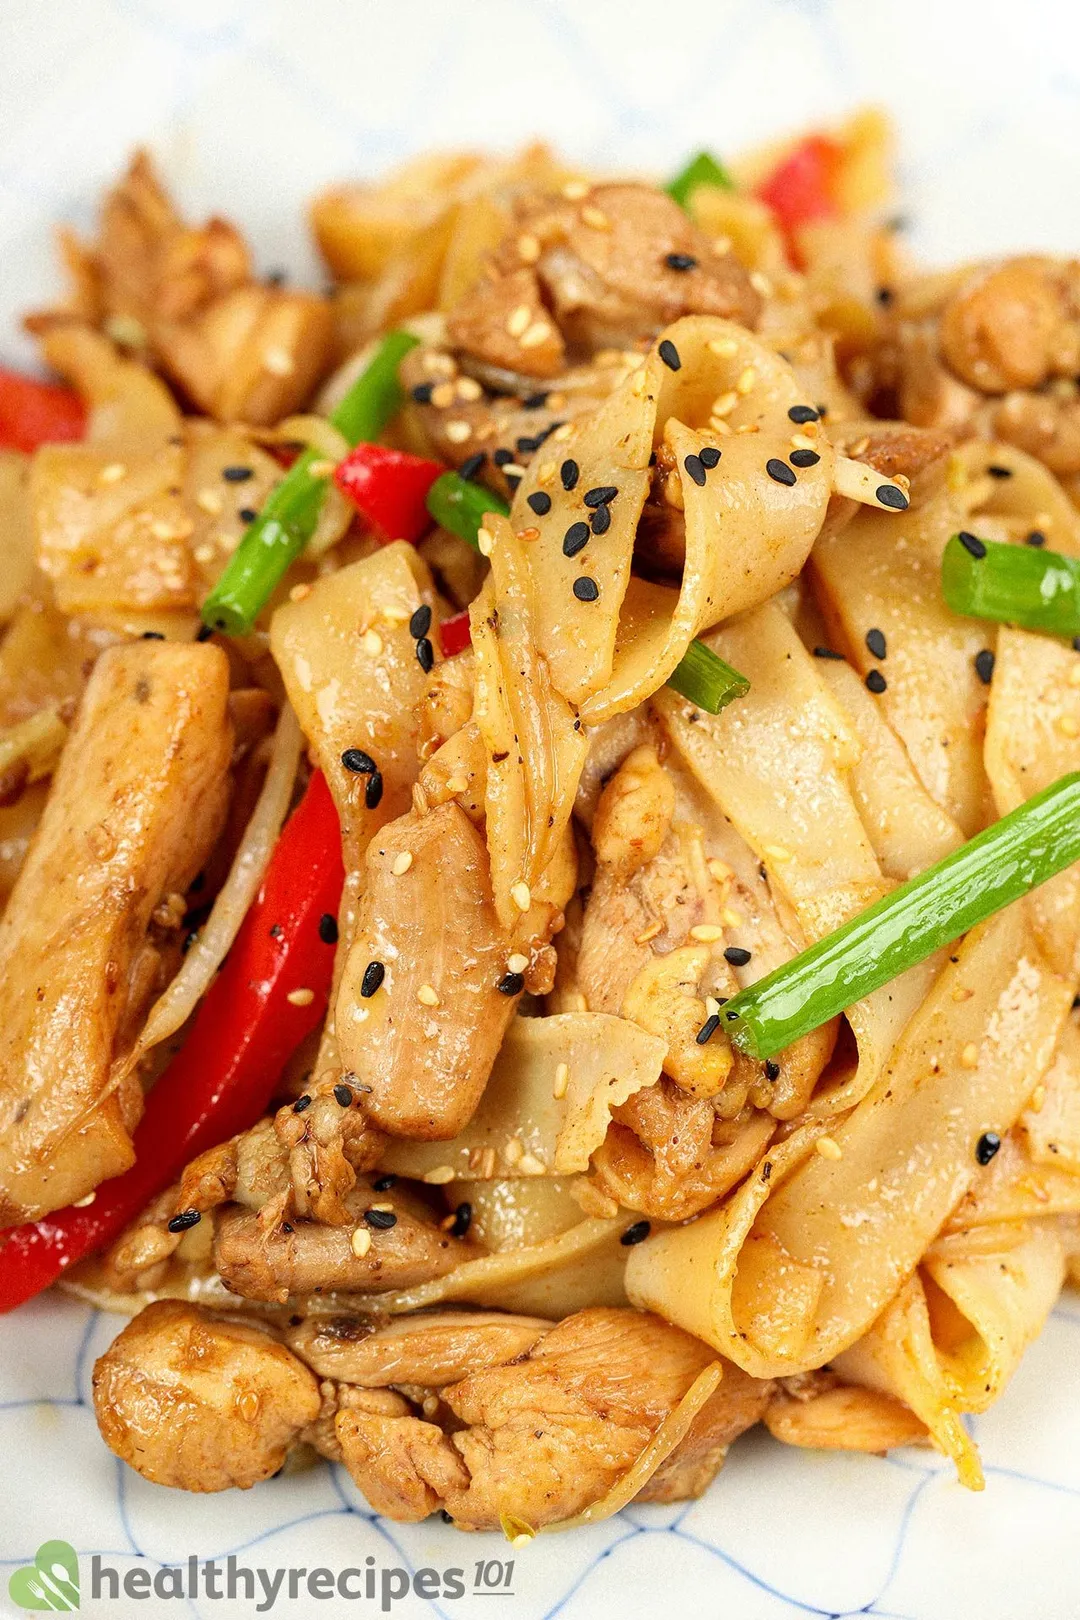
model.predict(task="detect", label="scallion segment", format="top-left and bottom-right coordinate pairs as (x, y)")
top-left (666, 151), bottom-right (735, 210)
top-left (427, 473), bottom-right (750, 717)
top-left (426, 471), bottom-right (510, 548)
top-left (717, 771), bottom-right (1080, 1060)
top-left (667, 637), bottom-right (750, 713)
top-left (201, 330), bottom-right (420, 635)
top-left (941, 532), bottom-right (1080, 637)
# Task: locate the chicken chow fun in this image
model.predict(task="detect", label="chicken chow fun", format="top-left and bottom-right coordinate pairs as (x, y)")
top-left (3, 109), bottom-right (1080, 1533)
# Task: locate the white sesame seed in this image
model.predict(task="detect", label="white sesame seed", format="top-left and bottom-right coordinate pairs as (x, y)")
top-left (750, 271), bottom-right (774, 298)
top-left (477, 528), bottom-right (493, 557)
top-left (520, 321), bottom-right (553, 350)
top-left (350, 1226), bottom-right (372, 1257)
top-left (553, 1062), bottom-right (570, 1099)
top-left (689, 924), bottom-right (725, 942)
top-left (456, 377), bottom-right (482, 401)
top-left (517, 233), bottom-right (541, 264)
top-left (423, 1165), bottom-right (456, 1185)
top-left (391, 851), bottom-right (413, 876)
top-left (430, 381), bottom-right (455, 409)
top-left (72, 1191), bottom-right (97, 1208)
top-left (635, 921), bottom-right (663, 944)
top-left (286, 987), bottom-right (315, 1007)
top-left (722, 906), bottom-right (743, 928)
top-left (99, 462), bottom-right (127, 484)
top-left (289, 583), bottom-right (312, 602)
top-left (362, 628), bottom-right (383, 656)
top-left (562, 180), bottom-right (589, 200)
top-left (507, 953), bottom-right (530, 974)
top-left (511, 881), bottom-right (532, 912)
top-left (196, 488), bottom-right (223, 515)
top-left (417, 984), bottom-right (440, 1007)
top-left (736, 367), bottom-right (757, 396)
top-left (711, 390), bottom-right (739, 418)
top-left (764, 844), bottom-right (793, 862)
top-left (815, 1135), bottom-right (843, 1161)
top-left (504, 1137), bottom-right (524, 1166)
top-left (711, 236), bottom-right (733, 256)
top-left (507, 304), bottom-right (532, 338)
top-left (581, 205), bottom-right (610, 230)
top-left (445, 420), bottom-right (472, 444)
top-left (517, 1152), bottom-right (547, 1175)
top-left (961, 1042), bottom-right (979, 1069)
top-left (263, 347), bottom-right (294, 376)
top-left (1059, 715), bottom-right (1079, 737)
top-left (444, 775), bottom-right (469, 794)
top-left (707, 338), bottom-right (738, 357)
top-left (193, 543), bottom-right (215, 565)
top-left (708, 859), bottom-right (733, 884)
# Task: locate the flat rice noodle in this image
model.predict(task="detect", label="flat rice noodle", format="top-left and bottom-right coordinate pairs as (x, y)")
top-left (943, 1128), bottom-right (1080, 1229)
top-left (39, 324), bottom-right (181, 452)
top-left (950, 439), bottom-right (1080, 555)
top-left (626, 902), bottom-right (1072, 1378)
top-left (380, 1012), bottom-right (667, 1182)
top-left (0, 452), bottom-right (33, 621)
top-left (509, 317), bottom-right (835, 723)
top-left (470, 524), bottom-right (589, 925)
top-left (1021, 1015), bottom-right (1080, 1174)
top-left (809, 482), bottom-right (993, 836)
top-left (656, 601), bottom-right (936, 1113)
top-left (835, 1221), bottom-right (1065, 1489)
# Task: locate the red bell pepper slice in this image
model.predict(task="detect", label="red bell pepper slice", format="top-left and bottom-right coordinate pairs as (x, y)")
top-left (0, 769), bottom-right (344, 1312)
top-left (333, 443), bottom-right (443, 544)
top-left (438, 608), bottom-right (473, 659)
top-left (756, 135), bottom-right (843, 263)
top-left (0, 366), bottom-right (86, 453)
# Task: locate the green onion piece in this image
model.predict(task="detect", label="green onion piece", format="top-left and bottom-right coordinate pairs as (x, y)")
top-left (427, 474), bottom-right (750, 718)
top-left (667, 638), bottom-right (750, 713)
top-left (942, 532), bottom-right (1080, 637)
top-left (201, 329), bottom-right (420, 635)
top-left (718, 771), bottom-right (1080, 1060)
top-left (426, 471), bottom-right (510, 549)
top-left (666, 151), bottom-right (735, 210)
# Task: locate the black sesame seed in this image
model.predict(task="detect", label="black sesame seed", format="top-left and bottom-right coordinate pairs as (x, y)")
top-left (1026, 530), bottom-right (1046, 547)
top-left (167, 1209), bottom-right (201, 1234)
top-left (440, 1511), bottom-right (454, 1525)
top-left (334, 1083), bottom-right (354, 1107)
top-left (318, 913), bottom-right (339, 945)
top-left (683, 453), bottom-right (707, 488)
top-left (790, 448), bottom-right (821, 468)
top-left (958, 531), bottom-right (987, 559)
top-left (665, 252), bottom-right (697, 271)
top-left (987, 465), bottom-right (1013, 479)
top-left (450, 1201), bottom-right (472, 1238)
top-left (590, 504), bottom-right (611, 535)
top-left (764, 1059), bottom-right (780, 1081)
top-left (342, 748), bottom-right (376, 774)
top-left (238, 507), bottom-right (258, 523)
top-left (865, 628), bottom-right (887, 660)
top-left (411, 383), bottom-right (435, 404)
top-left (876, 484), bottom-right (909, 510)
top-left (497, 971), bottom-right (525, 996)
top-left (658, 339), bottom-right (681, 371)
top-left (505, 472), bottom-right (522, 493)
top-left (699, 446), bottom-right (721, 469)
top-left (293, 1094), bottom-right (312, 1113)
top-left (573, 576), bottom-right (600, 602)
top-left (457, 451), bottom-right (485, 481)
top-left (876, 285), bottom-right (894, 305)
top-left (415, 637), bottom-right (435, 673)
top-left (365, 1208), bottom-right (398, 1230)
top-left (360, 961), bottom-right (385, 998)
top-left (813, 646), bottom-right (844, 660)
top-left (527, 491), bottom-right (552, 516)
top-left (560, 459), bottom-right (580, 491)
top-left (620, 1220), bottom-right (651, 1246)
top-left (516, 435), bottom-right (541, 456)
top-left (974, 649), bottom-right (995, 685)
top-left (522, 391), bottom-right (549, 409)
top-left (583, 485), bottom-right (619, 508)
top-left (696, 1013), bottom-right (720, 1044)
top-left (865, 669), bottom-right (888, 694)
top-left (493, 448), bottom-right (514, 467)
top-left (975, 1131), bottom-right (1001, 1166)
top-left (409, 604), bottom-right (433, 639)
top-left (788, 405), bottom-right (819, 424)
top-left (767, 458), bottom-right (797, 486)
top-left (222, 465), bottom-right (254, 482)
top-left (195, 623), bottom-right (214, 642)
top-left (563, 521), bottom-right (590, 558)
top-left (373, 1174), bottom-right (397, 1192)
top-left (724, 946), bottom-right (751, 966)
top-left (365, 771), bottom-right (383, 809)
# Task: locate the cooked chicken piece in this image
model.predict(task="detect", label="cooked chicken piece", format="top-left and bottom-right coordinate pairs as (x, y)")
top-left (331, 1307), bottom-right (766, 1529)
top-left (829, 421), bottom-right (954, 485)
top-left (33, 152), bottom-right (333, 426)
top-left (939, 258), bottom-right (1080, 394)
top-left (301, 1380), bottom-right (412, 1465)
top-left (509, 183), bottom-right (762, 354)
top-left (637, 1357), bottom-right (775, 1502)
top-left (213, 1176), bottom-right (474, 1304)
top-left (765, 1380), bottom-right (927, 1453)
top-left (591, 745), bottom-right (676, 880)
top-left (0, 643), bottom-right (232, 1223)
top-left (287, 1310), bottom-right (550, 1387)
top-left (92, 1300), bottom-right (320, 1492)
top-left (448, 265), bottom-right (566, 379)
top-left (336, 803), bottom-right (518, 1139)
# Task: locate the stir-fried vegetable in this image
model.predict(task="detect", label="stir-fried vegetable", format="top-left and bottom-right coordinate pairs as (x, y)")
top-left (666, 636), bottom-right (750, 714)
top-left (202, 330), bottom-right (420, 635)
top-left (756, 135), bottom-right (841, 255)
top-left (942, 531), bottom-right (1080, 637)
top-left (716, 771), bottom-right (1080, 1060)
top-left (0, 771), bottom-right (344, 1312)
top-left (0, 366), bottom-right (86, 451)
top-left (334, 443), bottom-right (444, 542)
top-left (426, 468), bottom-right (510, 545)
top-left (666, 151), bottom-right (734, 209)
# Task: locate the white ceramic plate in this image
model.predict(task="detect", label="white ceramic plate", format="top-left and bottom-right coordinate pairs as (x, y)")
top-left (3, 2), bottom-right (1080, 1615)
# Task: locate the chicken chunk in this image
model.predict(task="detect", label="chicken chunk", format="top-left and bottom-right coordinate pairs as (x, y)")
top-left (92, 1300), bottom-right (320, 1492)
top-left (331, 1307), bottom-right (767, 1529)
top-left (0, 643), bottom-right (232, 1223)
top-left (287, 1310), bottom-right (551, 1387)
top-left (212, 1177), bottom-right (474, 1304)
top-left (336, 803), bottom-right (518, 1139)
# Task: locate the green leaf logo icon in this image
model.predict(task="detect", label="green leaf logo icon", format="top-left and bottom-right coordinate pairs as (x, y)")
top-left (7, 1541), bottom-right (80, 1611)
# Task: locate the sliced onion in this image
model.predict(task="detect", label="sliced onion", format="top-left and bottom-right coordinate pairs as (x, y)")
top-left (131, 703), bottom-right (303, 1063)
